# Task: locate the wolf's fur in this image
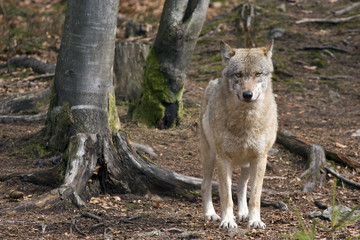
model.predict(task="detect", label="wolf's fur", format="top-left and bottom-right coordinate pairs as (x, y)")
top-left (200, 41), bottom-right (277, 229)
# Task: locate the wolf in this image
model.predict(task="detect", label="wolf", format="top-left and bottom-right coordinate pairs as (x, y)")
top-left (199, 41), bottom-right (277, 229)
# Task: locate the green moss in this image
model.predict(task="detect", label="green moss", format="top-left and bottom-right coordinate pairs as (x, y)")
top-left (18, 140), bottom-right (52, 159)
top-left (49, 102), bottom-right (73, 152)
top-left (108, 91), bottom-right (121, 134)
top-left (131, 47), bottom-right (184, 128)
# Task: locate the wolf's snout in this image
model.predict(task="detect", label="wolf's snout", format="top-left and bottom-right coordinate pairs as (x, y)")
top-left (242, 91), bottom-right (253, 101)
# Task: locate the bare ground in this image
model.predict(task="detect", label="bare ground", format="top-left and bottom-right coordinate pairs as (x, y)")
top-left (0, 0), bottom-right (359, 239)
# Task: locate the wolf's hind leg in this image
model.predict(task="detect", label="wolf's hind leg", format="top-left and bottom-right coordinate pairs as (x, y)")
top-left (237, 166), bottom-right (250, 222)
top-left (201, 142), bottom-right (220, 222)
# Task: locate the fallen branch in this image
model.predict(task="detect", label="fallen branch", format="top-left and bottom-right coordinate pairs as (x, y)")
top-left (307, 75), bottom-right (353, 80)
top-left (332, 2), bottom-right (360, 16)
top-left (296, 14), bottom-right (360, 24)
top-left (276, 129), bottom-right (360, 170)
top-left (1, 57), bottom-right (56, 74)
top-left (0, 87), bottom-right (50, 114)
top-left (0, 111), bottom-right (47, 123)
top-left (81, 211), bottom-right (102, 220)
top-left (324, 166), bottom-right (360, 189)
top-left (296, 46), bottom-right (350, 54)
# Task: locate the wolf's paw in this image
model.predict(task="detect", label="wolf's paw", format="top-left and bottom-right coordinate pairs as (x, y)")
top-left (249, 220), bottom-right (266, 229)
top-left (219, 219), bottom-right (238, 229)
top-left (204, 213), bottom-right (221, 222)
top-left (238, 213), bottom-right (249, 222)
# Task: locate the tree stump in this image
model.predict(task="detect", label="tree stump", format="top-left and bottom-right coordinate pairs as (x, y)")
top-left (113, 41), bottom-right (150, 102)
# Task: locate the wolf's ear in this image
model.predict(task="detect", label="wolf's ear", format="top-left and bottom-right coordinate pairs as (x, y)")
top-left (220, 41), bottom-right (235, 64)
top-left (262, 39), bottom-right (274, 60)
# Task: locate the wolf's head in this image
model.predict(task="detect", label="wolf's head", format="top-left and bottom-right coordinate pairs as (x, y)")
top-left (220, 41), bottom-right (274, 103)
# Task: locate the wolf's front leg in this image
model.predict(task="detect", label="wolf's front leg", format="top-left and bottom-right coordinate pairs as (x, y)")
top-left (248, 155), bottom-right (267, 229)
top-left (237, 166), bottom-right (250, 222)
top-left (217, 159), bottom-right (237, 228)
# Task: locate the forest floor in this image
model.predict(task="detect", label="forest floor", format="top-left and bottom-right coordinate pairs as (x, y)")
top-left (0, 0), bottom-right (360, 239)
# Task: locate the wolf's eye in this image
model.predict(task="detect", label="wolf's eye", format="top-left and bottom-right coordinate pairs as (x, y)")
top-left (234, 72), bottom-right (243, 78)
top-left (255, 72), bottom-right (262, 77)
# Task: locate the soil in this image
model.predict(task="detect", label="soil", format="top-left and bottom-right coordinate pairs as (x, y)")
top-left (0, 0), bottom-right (359, 239)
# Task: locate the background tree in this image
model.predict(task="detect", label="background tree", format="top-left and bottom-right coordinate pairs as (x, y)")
top-left (130, 0), bottom-right (209, 129)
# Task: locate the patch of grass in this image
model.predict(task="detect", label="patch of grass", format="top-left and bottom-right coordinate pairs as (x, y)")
top-left (283, 179), bottom-right (360, 240)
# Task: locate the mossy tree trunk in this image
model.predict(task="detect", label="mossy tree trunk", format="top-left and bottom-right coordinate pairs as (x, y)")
top-left (131, 0), bottom-right (209, 129)
top-left (23, 0), bottom-right (205, 209)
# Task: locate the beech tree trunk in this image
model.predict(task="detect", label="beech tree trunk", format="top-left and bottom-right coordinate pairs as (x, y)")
top-left (130, 0), bottom-right (209, 129)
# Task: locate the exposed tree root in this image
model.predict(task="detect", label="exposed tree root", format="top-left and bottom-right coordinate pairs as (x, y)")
top-left (276, 129), bottom-right (360, 170)
top-left (1, 131), bottom-right (288, 213)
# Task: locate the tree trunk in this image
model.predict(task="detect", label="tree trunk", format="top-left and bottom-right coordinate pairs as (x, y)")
top-left (130, 0), bottom-right (209, 129)
top-left (45, 0), bottom-right (121, 206)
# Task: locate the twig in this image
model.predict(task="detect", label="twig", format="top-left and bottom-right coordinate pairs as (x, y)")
top-left (296, 14), bottom-right (360, 24)
top-left (264, 176), bottom-right (287, 180)
top-left (296, 46), bottom-right (350, 54)
top-left (332, 2), bottom-right (360, 16)
top-left (324, 166), bottom-right (360, 189)
top-left (70, 219), bottom-right (86, 236)
top-left (90, 222), bottom-right (105, 231)
top-left (119, 215), bottom-right (142, 224)
top-left (81, 211), bottom-right (102, 220)
top-left (25, 73), bottom-right (55, 82)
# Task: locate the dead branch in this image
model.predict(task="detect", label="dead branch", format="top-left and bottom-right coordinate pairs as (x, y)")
top-left (296, 14), bottom-right (360, 24)
top-left (90, 222), bottom-right (105, 231)
top-left (332, 2), bottom-right (360, 16)
top-left (276, 129), bottom-right (360, 170)
top-left (324, 166), bottom-right (360, 189)
top-left (296, 46), bottom-right (350, 54)
top-left (1, 57), bottom-right (55, 74)
top-left (0, 87), bottom-right (50, 114)
top-left (81, 211), bottom-right (102, 220)
top-left (0, 111), bottom-right (47, 123)
top-left (307, 75), bottom-right (353, 80)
